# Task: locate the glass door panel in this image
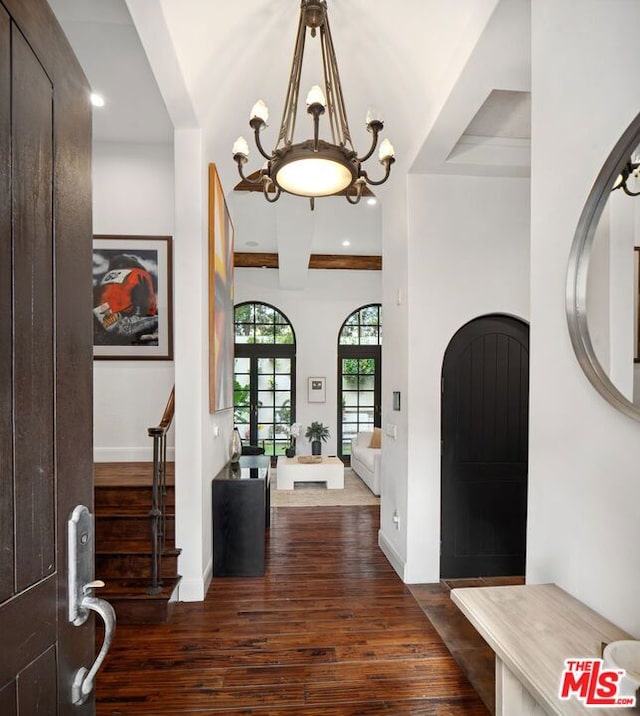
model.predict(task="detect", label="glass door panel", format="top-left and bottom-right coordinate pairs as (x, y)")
top-left (257, 357), bottom-right (292, 457)
top-left (234, 357), bottom-right (251, 441)
top-left (338, 351), bottom-right (380, 458)
top-left (234, 303), bottom-right (296, 463)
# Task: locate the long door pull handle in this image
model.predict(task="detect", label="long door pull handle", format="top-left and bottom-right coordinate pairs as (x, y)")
top-left (68, 505), bottom-right (117, 705)
top-left (72, 591), bottom-right (116, 704)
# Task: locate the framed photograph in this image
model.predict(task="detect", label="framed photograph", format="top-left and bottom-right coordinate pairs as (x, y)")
top-left (308, 376), bottom-right (326, 403)
top-left (208, 164), bottom-right (235, 412)
top-left (93, 235), bottom-right (173, 360)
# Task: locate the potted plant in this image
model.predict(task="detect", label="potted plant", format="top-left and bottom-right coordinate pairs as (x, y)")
top-left (305, 421), bottom-right (330, 455)
top-left (285, 422), bottom-right (301, 458)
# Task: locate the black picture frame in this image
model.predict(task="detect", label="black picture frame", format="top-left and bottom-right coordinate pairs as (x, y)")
top-left (92, 235), bottom-right (173, 360)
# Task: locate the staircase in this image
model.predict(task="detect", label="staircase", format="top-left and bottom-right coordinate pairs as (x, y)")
top-left (94, 462), bottom-right (181, 624)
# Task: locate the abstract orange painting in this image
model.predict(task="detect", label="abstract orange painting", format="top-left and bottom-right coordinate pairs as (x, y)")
top-left (208, 164), bottom-right (234, 412)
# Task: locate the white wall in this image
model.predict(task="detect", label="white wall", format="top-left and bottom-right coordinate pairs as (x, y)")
top-left (378, 182), bottom-right (411, 579)
top-left (93, 141), bottom-right (175, 461)
top-left (172, 131), bottom-right (233, 602)
top-left (234, 268), bottom-right (382, 456)
top-left (528, 0), bottom-right (640, 636)
top-left (401, 173), bottom-right (531, 584)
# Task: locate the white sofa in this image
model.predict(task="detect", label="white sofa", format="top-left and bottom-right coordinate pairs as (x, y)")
top-left (350, 431), bottom-right (381, 496)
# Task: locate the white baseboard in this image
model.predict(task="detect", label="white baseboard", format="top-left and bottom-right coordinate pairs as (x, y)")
top-left (378, 529), bottom-right (407, 581)
top-left (93, 446), bottom-right (176, 463)
top-left (175, 557), bottom-right (213, 603)
top-left (176, 576), bottom-right (207, 602)
top-left (203, 557), bottom-right (213, 597)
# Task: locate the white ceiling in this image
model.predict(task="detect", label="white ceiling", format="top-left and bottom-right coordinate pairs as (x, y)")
top-left (48, 0), bottom-right (172, 144)
top-left (463, 89), bottom-right (531, 140)
top-left (49, 0), bottom-right (532, 285)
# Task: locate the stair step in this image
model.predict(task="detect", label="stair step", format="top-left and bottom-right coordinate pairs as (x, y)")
top-left (97, 546), bottom-right (180, 579)
top-left (96, 515), bottom-right (175, 542)
top-left (95, 504), bottom-right (175, 517)
top-left (94, 461), bottom-right (175, 487)
top-left (94, 462), bottom-right (179, 623)
top-left (95, 485), bottom-right (175, 510)
top-left (99, 577), bottom-right (181, 624)
top-left (97, 538), bottom-right (179, 553)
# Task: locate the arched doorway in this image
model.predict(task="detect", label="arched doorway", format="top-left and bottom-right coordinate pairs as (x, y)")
top-left (440, 314), bottom-right (529, 578)
top-left (233, 302), bottom-right (296, 458)
top-left (337, 304), bottom-right (382, 461)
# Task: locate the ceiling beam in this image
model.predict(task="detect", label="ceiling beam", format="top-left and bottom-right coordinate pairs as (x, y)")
top-left (234, 253), bottom-right (382, 271)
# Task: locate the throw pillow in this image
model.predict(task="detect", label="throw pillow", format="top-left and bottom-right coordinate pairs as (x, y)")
top-left (369, 427), bottom-right (382, 449)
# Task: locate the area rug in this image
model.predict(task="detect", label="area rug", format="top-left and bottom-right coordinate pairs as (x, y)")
top-left (271, 468), bottom-right (380, 507)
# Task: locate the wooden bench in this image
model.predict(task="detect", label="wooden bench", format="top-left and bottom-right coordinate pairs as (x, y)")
top-left (451, 583), bottom-right (635, 715)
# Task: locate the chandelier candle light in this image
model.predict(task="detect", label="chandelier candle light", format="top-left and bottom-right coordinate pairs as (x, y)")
top-left (232, 0), bottom-right (395, 210)
top-left (612, 152), bottom-right (640, 196)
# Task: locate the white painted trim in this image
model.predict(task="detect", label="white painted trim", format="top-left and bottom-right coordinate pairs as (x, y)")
top-left (93, 447), bottom-right (176, 463)
top-left (202, 557), bottom-right (213, 598)
top-left (176, 576), bottom-right (206, 602)
top-left (378, 529), bottom-right (406, 581)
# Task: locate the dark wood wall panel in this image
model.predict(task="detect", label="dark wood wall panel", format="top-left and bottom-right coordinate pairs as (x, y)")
top-left (17, 646), bottom-right (56, 715)
top-left (0, 5), bottom-right (13, 603)
top-left (0, 680), bottom-right (17, 716)
top-left (0, 576), bottom-right (56, 687)
top-left (11, 26), bottom-right (55, 591)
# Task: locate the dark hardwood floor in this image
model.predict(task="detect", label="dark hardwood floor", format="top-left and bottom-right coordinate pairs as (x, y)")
top-left (96, 505), bottom-right (489, 715)
top-left (409, 578), bottom-right (525, 714)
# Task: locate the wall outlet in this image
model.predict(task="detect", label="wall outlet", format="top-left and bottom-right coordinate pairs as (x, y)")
top-left (213, 425), bottom-right (220, 437)
top-left (392, 510), bottom-right (400, 530)
top-left (385, 423), bottom-right (397, 439)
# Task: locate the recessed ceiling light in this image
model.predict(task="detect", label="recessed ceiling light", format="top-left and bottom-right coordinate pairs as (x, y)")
top-left (342, 240), bottom-right (350, 247)
top-left (367, 198), bottom-right (377, 206)
top-left (245, 241), bottom-right (259, 247)
top-left (90, 93), bottom-right (105, 108)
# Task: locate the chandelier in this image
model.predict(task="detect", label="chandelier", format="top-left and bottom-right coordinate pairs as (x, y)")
top-left (232, 0), bottom-right (395, 210)
top-left (612, 153), bottom-right (640, 196)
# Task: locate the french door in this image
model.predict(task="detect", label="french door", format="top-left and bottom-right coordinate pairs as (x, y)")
top-left (234, 347), bottom-right (296, 458)
top-left (337, 346), bottom-right (381, 459)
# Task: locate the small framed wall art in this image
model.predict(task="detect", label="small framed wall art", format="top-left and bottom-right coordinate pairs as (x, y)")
top-left (92, 235), bottom-right (173, 360)
top-left (308, 376), bottom-right (326, 403)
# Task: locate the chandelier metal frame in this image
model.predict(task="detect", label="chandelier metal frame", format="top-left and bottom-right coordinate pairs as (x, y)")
top-left (232, 0), bottom-right (395, 209)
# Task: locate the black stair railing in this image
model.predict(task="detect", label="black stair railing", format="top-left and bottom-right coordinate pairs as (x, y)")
top-left (147, 386), bottom-right (175, 595)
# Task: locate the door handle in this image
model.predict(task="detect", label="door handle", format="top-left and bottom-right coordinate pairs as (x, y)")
top-left (68, 505), bottom-right (117, 705)
top-left (71, 582), bottom-right (116, 705)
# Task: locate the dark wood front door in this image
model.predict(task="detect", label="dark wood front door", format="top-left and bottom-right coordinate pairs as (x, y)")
top-left (441, 315), bottom-right (529, 578)
top-left (0, 0), bottom-right (93, 713)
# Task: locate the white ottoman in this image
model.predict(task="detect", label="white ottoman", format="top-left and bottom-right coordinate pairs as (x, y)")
top-left (276, 456), bottom-right (344, 490)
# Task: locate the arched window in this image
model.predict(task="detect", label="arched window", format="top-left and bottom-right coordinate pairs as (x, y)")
top-left (337, 304), bottom-right (382, 459)
top-left (234, 302), bottom-right (296, 458)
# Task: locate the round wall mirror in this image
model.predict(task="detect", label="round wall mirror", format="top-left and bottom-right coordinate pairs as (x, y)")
top-left (567, 113), bottom-right (640, 420)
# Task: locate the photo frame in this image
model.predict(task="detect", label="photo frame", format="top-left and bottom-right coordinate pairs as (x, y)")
top-left (208, 164), bottom-right (235, 413)
top-left (308, 376), bottom-right (326, 403)
top-left (93, 235), bottom-right (173, 360)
